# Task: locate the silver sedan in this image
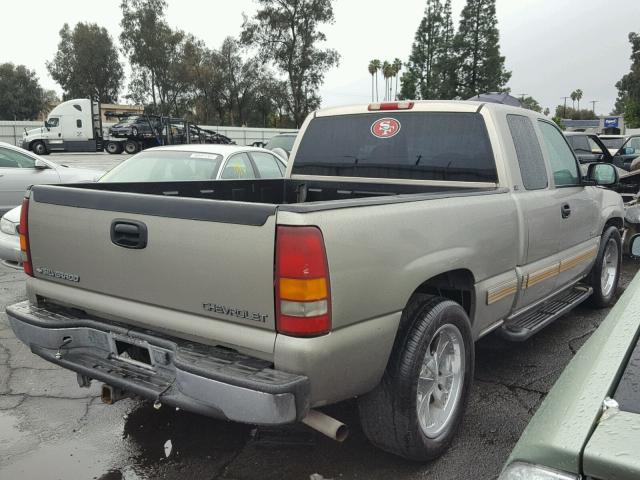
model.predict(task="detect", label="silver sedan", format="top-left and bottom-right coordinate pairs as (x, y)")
top-left (0, 142), bottom-right (100, 215)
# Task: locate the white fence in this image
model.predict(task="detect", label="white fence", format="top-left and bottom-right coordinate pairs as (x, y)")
top-left (0, 121), bottom-right (297, 148)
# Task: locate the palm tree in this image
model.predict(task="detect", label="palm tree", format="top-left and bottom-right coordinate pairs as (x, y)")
top-left (570, 91), bottom-right (577, 110)
top-left (393, 58), bottom-right (402, 100)
top-left (382, 61), bottom-right (391, 100)
top-left (368, 61), bottom-right (377, 102)
top-left (575, 89), bottom-right (583, 111)
top-left (371, 59), bottom-right (381, 101)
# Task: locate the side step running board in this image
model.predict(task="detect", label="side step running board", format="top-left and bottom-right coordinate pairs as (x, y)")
top-left (501, 285), bottom-right (593, 342)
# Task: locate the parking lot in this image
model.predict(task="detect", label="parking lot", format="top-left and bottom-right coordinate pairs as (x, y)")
top-left (1, 152), bottom-right (638, 480)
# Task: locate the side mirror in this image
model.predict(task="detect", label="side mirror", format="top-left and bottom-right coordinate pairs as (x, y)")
top-left (587, 162), bottom-right (618, 186)
top-left (34, 159), bottom-right (49, 170)
top-left (44, 121), bottom-right (50, 131)
top-left (629, 233), bottom-right (640, 260)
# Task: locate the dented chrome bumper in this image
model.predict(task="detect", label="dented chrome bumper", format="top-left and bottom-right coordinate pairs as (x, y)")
top-left (6, 300), bottom-right (310, 425)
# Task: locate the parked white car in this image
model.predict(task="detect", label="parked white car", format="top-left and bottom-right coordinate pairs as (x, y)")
top-left (0, 141), bottom-right (100, 215)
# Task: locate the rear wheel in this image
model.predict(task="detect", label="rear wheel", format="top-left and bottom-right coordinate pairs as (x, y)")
top-left (587, 226), bottom-right (622, 308)
top-left (124, 140), bottom-right (139, 154)
top-left (105, 141), bottom-right (123, 154)
top-left (32, 141), bottom-right (47, 155)
top-left (358, 295), bottom-right (474, 461)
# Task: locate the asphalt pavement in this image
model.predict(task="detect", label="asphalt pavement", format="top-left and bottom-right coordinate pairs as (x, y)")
top-left (1, 153), bottom-right (638, 479)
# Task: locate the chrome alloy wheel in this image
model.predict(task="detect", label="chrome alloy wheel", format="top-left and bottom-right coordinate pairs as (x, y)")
top-left (600, 238), bottom-right (619, 297)
top-left (416, 324), bottom-right (465, 438)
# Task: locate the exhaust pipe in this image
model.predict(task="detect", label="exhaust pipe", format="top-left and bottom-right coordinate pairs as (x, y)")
top-left (302, 409), bottom-right (349, 442)
top-left (100, 384), bottom-right (130, 405)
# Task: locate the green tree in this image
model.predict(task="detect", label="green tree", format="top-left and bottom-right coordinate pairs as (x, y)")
top-left (0, 63), bottom-right (45, 120)
top-left (47, 22), bottom-right (123, 103)
top-left (615, 32), bottom-right (640, 128)
top-left (454, 0), bottom-right (511, 98)
top-left (120, 0), bottom-right (192, 114)
top-left (553, 104), bottom-right (597, 121)
top-left (570, 90), bottom-right (577, 110)
top-left (521, 95), bottom-right (541, 112)
top-left (543, 107), bottom-right (550, 116)
top-left (241, 0), bottom-right (340, 127)
top-left (400, 0), bottom-right (454, 100)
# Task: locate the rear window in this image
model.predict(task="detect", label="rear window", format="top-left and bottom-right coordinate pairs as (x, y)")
top-left (292, 112), bottom-right (497, 182)
top-left (99, 150), bottom-right (223, 182)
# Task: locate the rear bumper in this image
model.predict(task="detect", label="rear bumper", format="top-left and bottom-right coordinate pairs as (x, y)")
top-left (7, 300), bottom-right (310, 425)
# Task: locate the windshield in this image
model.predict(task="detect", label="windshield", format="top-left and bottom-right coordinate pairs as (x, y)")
top-left (99, 150), bottom-right (223, 182)
top-left (266, 134), bottom-right (296, 152)
top-left (118, 116), bottom-right (141, 125)
top-left (292, 112), bottom-right (497, 182)
top-left (601, 137), bottom-right (625, 150)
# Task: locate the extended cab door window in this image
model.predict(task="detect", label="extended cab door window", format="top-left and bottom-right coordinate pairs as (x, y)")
top-left (507, 114), bottom-right (548, 190)
top-left (538, 121), bottom-right (581, 186)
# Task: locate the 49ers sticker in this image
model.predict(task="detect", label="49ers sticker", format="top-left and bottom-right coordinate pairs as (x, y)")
top-left (371, 117), bottom-right (401, 139)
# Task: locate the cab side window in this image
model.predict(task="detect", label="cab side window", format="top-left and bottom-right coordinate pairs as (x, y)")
top-left (0, 147), bottom-right (36, 169)
top-left (538, 121), bottom-right (580, 187)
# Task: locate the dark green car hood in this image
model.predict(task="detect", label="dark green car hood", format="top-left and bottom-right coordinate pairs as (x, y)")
top-left (507, 273), bottom-right (640, 475)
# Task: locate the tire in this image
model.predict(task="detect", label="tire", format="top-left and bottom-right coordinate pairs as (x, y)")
top-left (124, 140), bottom-right (139, 154)
top-left (32, 141), bottom-right (48, 155)
top-left (587, 226), bottom-right (622, 308)
top-left (358, 294), bottom-right (474, 461)
top-left (105, 141), bottom-right (123, 154)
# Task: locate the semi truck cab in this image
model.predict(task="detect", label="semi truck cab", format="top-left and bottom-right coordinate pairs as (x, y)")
top-left (22, 99), bottom-right (103, 155)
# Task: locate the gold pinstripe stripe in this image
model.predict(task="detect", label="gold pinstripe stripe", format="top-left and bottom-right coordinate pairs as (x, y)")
top-left (487, 280), bottom-right (518, 305)
top-left (526, 263), bottom-right (560, 288)
top-left (559, 246), bottom-right (598, 273)
top-left (522, 245), bottom-right (599, 290)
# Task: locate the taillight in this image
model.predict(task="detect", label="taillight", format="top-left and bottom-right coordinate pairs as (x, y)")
top-left (19, 196), bottom-right (33, 276)
top-left (275, 226), bottom-right (331, 337)
top-left (368, 101), bottom-right (414, 111)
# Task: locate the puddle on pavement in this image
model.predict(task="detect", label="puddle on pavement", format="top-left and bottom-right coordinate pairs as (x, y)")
top-left (0, 400), bottom-right (253, 480)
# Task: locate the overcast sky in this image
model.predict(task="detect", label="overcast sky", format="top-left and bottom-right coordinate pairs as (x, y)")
top-left (3, 0), bottom-right (640, 115)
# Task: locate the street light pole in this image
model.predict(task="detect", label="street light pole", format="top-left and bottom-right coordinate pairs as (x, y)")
top-left (590, 100), bottom-right (598, 115)
top-left (562, 96), bottom-right (570, 118)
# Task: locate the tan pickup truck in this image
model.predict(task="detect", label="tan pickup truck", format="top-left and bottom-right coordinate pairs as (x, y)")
top-left (7, 100), bottom-right (624, 460)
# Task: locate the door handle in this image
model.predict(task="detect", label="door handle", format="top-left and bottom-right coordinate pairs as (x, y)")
top-left (561, 203), bottom-right (571, 219)
top-left (110, 219), bottom-right (148, 249)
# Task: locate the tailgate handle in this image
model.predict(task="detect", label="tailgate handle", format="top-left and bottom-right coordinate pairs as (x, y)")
top-left (111, 219), bottom-right (148, 249)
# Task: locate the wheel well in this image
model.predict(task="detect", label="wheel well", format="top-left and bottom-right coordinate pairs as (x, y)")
top-left (412, 269), bottom-right (475, 317)
top-left (604, 217), bottom-right (623, 233)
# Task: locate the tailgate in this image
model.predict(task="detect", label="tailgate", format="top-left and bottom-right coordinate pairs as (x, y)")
top-left (26, 185), bottom-right (279, 336)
